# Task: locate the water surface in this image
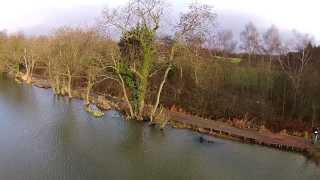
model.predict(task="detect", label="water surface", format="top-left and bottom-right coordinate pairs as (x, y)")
top-left (0, 76), bottom-right (319, 180)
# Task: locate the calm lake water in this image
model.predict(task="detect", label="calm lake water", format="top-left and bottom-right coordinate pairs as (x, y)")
top-left (0, 76), bottom-right (319, 180)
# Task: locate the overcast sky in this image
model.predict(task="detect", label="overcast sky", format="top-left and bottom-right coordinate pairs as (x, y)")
top-left (0, 0), bottom-right (319, 42)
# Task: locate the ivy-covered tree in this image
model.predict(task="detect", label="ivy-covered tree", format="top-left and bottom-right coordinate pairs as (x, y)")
top-left (103, 0), bottom-right (164, 120)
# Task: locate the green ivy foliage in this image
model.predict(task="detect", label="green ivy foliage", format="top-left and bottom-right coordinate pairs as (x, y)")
top-left (118, 24), bottom-right (157, 115)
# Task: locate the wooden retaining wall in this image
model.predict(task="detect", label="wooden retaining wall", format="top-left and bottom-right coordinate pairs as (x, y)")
top-left (168, 111), bottom-right (311, 153)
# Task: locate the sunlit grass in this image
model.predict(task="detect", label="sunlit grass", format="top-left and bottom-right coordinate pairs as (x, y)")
top-left (214, 56), bottom-right (242, 64)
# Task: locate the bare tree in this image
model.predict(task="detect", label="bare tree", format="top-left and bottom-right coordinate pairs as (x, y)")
top-left (176, 2), bottom-right (217, 84)
top-left (177, 3), bottom-right (216, 44)
top-left (81, 31), bottom-right (118, 105)
top-left (150, 2), bottom-right (217, 122)
top-left (278, 31), bottom-right (314, 112)
top-left (49, 27), bottom-right (107, 98)
top-left (4, 33), bottom-right (26, 75)
top-left (240, 22), bottom-right (261, 64)
top-left (102, 0), bottom-right (164, 34)
top-left (0, 31), bottom-right (8, 72)
top-left (215, 29), bottom-right (237, 57)
top-left (21, 38), bottom-right (45, 83)
top-left (263, 25), bottom-right (282, 68)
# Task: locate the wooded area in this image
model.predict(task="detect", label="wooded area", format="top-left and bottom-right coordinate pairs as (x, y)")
top-left (0, 0), bottom-right (319, 134)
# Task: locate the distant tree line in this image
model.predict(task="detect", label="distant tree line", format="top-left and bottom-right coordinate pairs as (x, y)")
top-left (0, 0), bottom-right (319, 133)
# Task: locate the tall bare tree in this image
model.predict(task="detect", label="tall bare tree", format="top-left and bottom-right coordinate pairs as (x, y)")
top-left (240, 22), bottom-right (261, 64)
top-left (263, 25), bottom-right (282, 68)
top-left (4, 33), bottom-right (26, 75)
top-left (50, 27), bottom-right (102, 98)
top-left (0, 31), bottom-right (8, 72)
top-left (150, 2), bottom-right (216, 122)
top-left (278, 31), bottom-right (314, 112)
top-left (176, 2), bottom-right (217, 84)
top-left (80, 31), bottom-right (117, 105)
top-left (21, 37), bottom-right (46, 83)
top-left (215, 29), bottom-right (237, 57)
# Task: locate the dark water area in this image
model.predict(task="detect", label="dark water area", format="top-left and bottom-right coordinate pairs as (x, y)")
top-left (0, 76), bottom-right (319, 180)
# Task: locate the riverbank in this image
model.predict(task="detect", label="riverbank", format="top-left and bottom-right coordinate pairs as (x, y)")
top-left (15, 74), bottom-right (320, 163)
top-left (168, 112), bottom-right (319, 164)
top-left (168, 112), bottom-right (311, 151)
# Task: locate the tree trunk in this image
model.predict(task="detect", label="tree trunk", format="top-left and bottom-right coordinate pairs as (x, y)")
top-left (54, 76), bottom-right (60, 95)
top-left (22, 48), bottom-right (33, 84)
top-left (48, 60), bottom-right (55, 93)
top-left (269, 55), bottom-right (272, 70)
top-left (150, 65), bottom-right (171, 122)
top-left (67, 68), bottom-right (72, 98)
top-left (293, 88), bottom-right (298, 116)
top-left (118, 73), bottom-right (134, 118)
top-left (282, 83), bottom-right (287, 120)
top-left (312, 102), bottom-right (318, 127)
top-left (86, 76), bottom-right (93, 105)
top-left (137, 48), bottom-right (152, 120)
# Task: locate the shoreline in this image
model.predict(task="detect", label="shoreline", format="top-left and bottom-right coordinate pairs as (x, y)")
top-left (13, 75), bottom-right (320, 164)
top-left (169, 111), bottom-right (311, 152)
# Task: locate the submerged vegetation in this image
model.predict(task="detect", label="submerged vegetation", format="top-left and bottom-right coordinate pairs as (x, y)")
top-left (0, 0), bottom-right (319, 134)
top-left (85, 104), bottom-right (105, 118)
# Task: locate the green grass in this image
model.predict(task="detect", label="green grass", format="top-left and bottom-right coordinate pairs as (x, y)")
top-left (214, 56), bottom-right (242, 64)
top-left (229, 58), bottom-right (242, 64)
